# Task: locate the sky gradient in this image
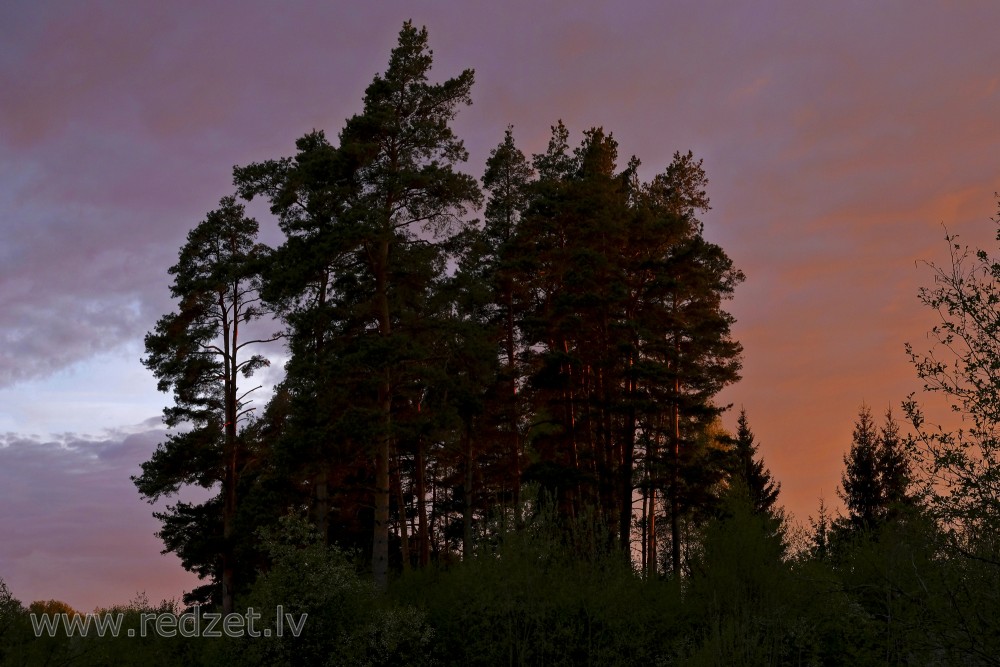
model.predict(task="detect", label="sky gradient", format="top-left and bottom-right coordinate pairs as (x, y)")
top-left (3, 1), bottom-right (1000, 611)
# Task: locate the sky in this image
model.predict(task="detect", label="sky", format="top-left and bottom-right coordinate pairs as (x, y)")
top-left (2, 0), bottom-right (1000, 611)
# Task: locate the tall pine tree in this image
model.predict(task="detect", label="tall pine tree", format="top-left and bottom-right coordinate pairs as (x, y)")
top-left (238, 22), bottom-right (479, 589)
top-left (136, 196), bottom-right (277, 612)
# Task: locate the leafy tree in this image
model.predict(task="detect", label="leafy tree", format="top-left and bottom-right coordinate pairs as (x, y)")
top-left (0, 578), bottom-right (23, 664)
top-left (902, 208), bottom-right (1000, 661)
top-left (903, 209), bottom-right (1000, 537)
top-left (135, 196), bottom-right (277, 612)
top-left (230, 516), bottom-right (435, 667)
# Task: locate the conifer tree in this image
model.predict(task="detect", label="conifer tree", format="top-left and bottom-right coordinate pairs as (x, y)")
top-left (838, 405), bottom-right (913, 537)
top-left (238, 22), bottom-right (479, 589)
top-left (480, 126), bottom-right (535, 508)
top-left (634, 152), bottom-right (743, 577)
top-left (878, 408), bottom-right (912, 519)
top-left (136, 196), bottom-right (277, 612)
top-left (731, 408), bottom-right (781, 518)
top-left (338, 21), bottom-right (479, 589)
top-left (809, 497), bottom-right (832, 561)
top-left (839, 405), bottom-right (882, 533)
top-left (234, 130), bottom-right (373, 551)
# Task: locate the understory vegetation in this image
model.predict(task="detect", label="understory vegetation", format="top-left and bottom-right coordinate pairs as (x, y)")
top-left (5, 20), bottom-right (1000, 666)
top-left (3, 491), bottom-right (999, 665)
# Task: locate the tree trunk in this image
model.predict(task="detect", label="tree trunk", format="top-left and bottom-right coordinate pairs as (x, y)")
top-left (222, 302), bottom-right (238, 614)
top-left (670, 379), bottom-right (681, 577)
top-left (373, 238), bottom-right (392, 591)
top-left (462, 420), bottom-right (474, 560)
top-left (394, 458), bottom-right (410, 572)
top-left (416, 439), bottom-right (431, 567)
top-left (619, 401), bottom-right (636, 554)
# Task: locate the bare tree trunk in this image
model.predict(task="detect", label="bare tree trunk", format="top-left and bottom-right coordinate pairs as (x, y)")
top-left (463, 420), bottom-right (474, 560)
top-left (394, 458), bottom-right (410, 572)
top-left (619, 402), bottom-right (636, 553)
top-left (416, 439), bottom-right (431, 567)
top-left (646, 426), bottom-right (657, 578)
top-left (315, 467), bottom-right (329, 543)
top-left (373, 238), bottom-right (392, 591)
top-left (670, 376), bottom-right (681, 577)
top-left (221, 300), bottom-right (238, 615)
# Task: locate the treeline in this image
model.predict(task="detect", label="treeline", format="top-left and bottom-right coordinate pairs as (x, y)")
top-left (132, 20), bottom-right (756, 612)
top-left (6, 20), bottom-right (1000, 667)
top-left (0, 420), bottom-right (994, 667)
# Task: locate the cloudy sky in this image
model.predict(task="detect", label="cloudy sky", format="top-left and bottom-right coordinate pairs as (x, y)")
top-left (3, 1), bottom-right (1000, 611)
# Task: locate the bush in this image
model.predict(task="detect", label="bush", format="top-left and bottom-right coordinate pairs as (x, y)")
top-left (227, 514), bottom-right (435, 667)
top-left (392, 497), bottom-right (685, 665)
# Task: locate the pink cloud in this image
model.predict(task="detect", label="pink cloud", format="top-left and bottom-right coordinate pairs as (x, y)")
top-left (0, 431), bottom-right (201, 611)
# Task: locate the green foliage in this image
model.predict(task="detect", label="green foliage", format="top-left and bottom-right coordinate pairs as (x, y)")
top-left (234, 20), bottom-right (483, 589)
top-left (0, 579), bottom-right (22, 665)
top-left (136, 194), bottom-right (278, 611)
top-left (905, 206), bottom-right (1000, 542)
top-left (227, 515), bottom-right (435, 667)
top-left (683, 490), bottom-right (795, 665)
top-left (392, 495), bottom-right (683, 666)
top-left (807, 497), bottom-right (833, 562)
top-left (837, 405), bottom-right (914, 542)
top-left (729, 408), bottom-right (781, 518)
top-left (839, 405), bottom-right (883, 533)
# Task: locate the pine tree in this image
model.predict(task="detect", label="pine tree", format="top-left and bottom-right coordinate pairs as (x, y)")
top-left (634, 153), bottom-right (744, 577)
top-left (135, 196), bottom-right (277, 612)
top-left (338, 21), bottom-right (480, 589)
top-left (234, 129), bottom-right (373, 551)
top-left (503, 127), bottom-right (743, 573)
top-left (237, 23), bottom-right (479, 589)
top-left (480, 126), bottom-right (535, 509)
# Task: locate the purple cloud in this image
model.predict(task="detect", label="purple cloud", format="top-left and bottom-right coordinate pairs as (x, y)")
top-left (0, 429), bottom-right (202, 611)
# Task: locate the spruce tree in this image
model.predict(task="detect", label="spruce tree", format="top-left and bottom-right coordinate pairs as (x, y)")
top-left (731, 408), bottom-right (781, 518)
top-left (838, 405), bottom-right (912, 537)
top-left (839, 404), bottom-right (882, 533)
top-left (878, 408), bottom-right (912, 519)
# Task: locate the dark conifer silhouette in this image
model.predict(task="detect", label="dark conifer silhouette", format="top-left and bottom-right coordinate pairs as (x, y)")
top-left (731, 408), bottom-right (781, 517)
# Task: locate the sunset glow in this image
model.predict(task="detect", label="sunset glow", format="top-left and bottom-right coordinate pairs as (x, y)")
top-left (2, 1), bottom-right (1000, 612)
